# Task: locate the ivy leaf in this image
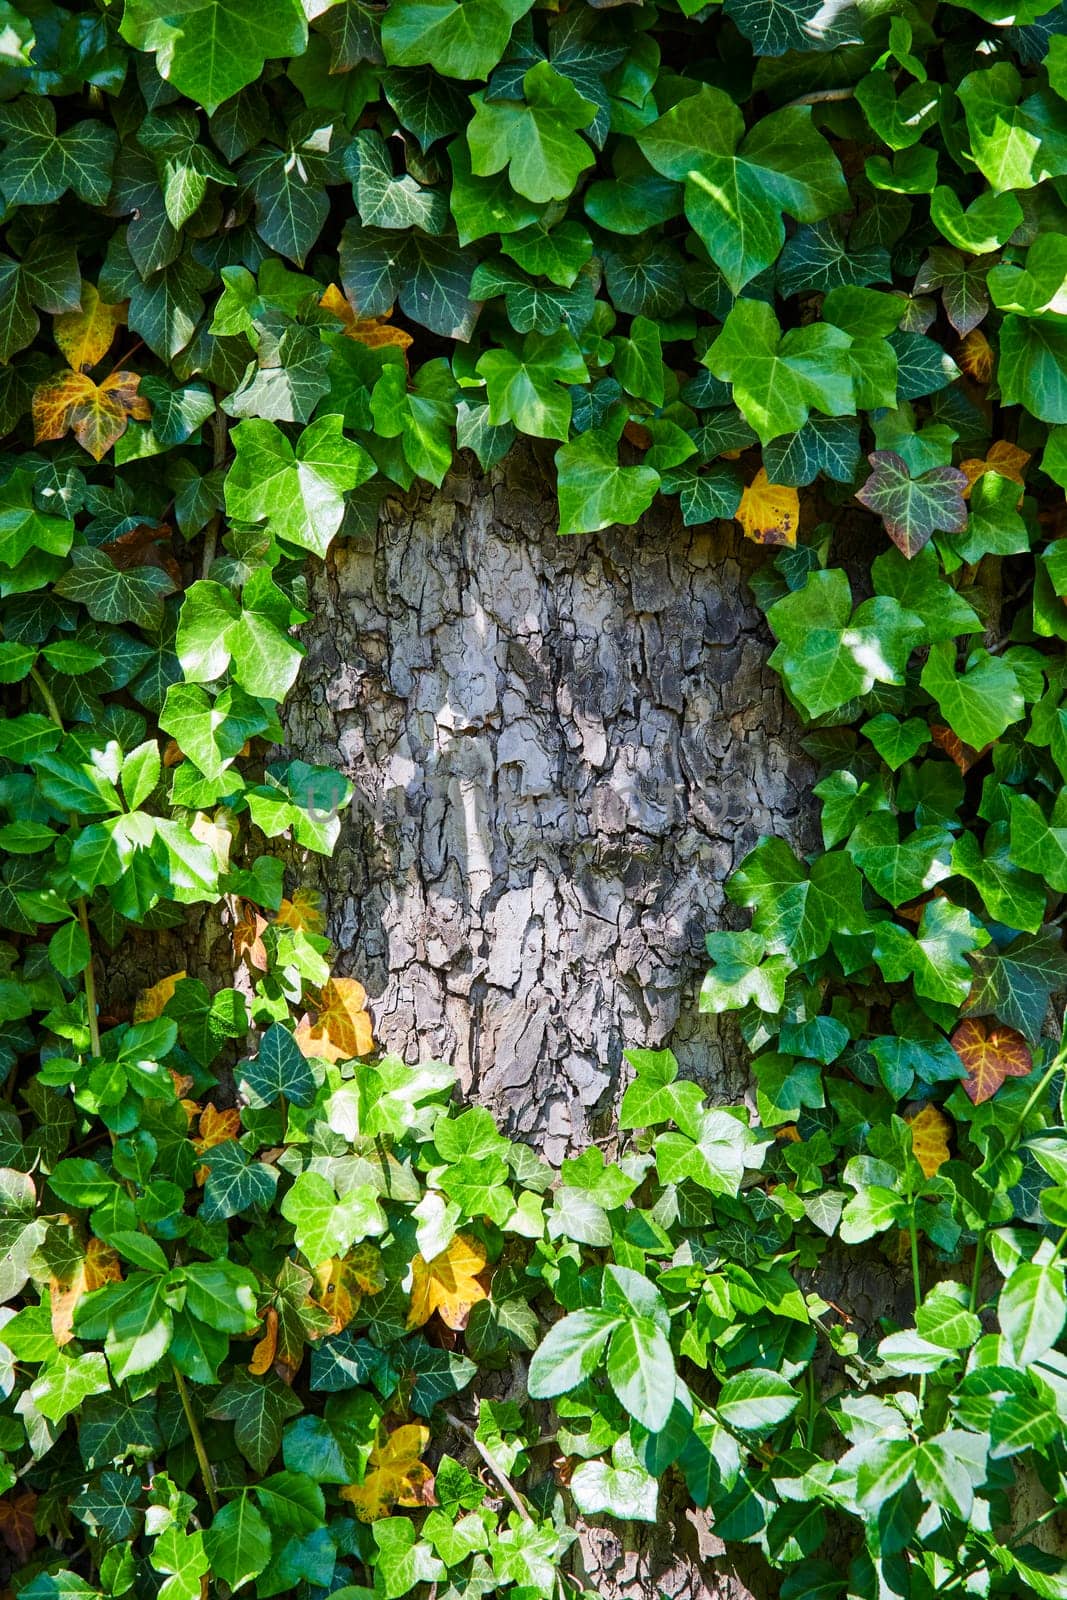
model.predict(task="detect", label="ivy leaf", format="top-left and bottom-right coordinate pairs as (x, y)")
top-left (223, 315), bottom-right (331, 424)
top-left (209, 1372), bottom-right (302, 1476)
top-left (638, 87), bottom-right (847, 293)
top-left (225, 416), bottom-right (374, 558)
top-left (569, 1438), bottom-right (658, 1523)
top-left (203, 1495), bottom-right (272, 1591)
top-left (240, 1024), bottom-right (316, 1110)
top-left (949, 1017), bottom-right (1032, 1105)
top-left (159, 682), bottom-right (277, 781)
top-left (555, 427), bottom-right (659, 536)
top-left (467, 62), bottom-right (596, 204)
top-left (0, 98), bottom-right (116, 207)
top-left (872, 899), bottom-right (990, 1007)
top-left (119, 0), bottom-right (308, 115)
top-left (0, 470), bottom-right (75, 567)
top-left (998, 314), bottom-right (1067, 423)
top-left (407, 1234), bottom-right (488, 1330)
top-left (914, 247), bottom-right (991, 336)
top-left (238, 123), bottom-right (332, 266)
top-left (54, 285), bottom-right (127, 373)
top-left (54, 547), bottom-right (176, 629)
top-left (705, 298), bottom-right (854, 444)
top-left (763, 417), bottom-right (860, 487)
top-left (382, 0), bottom-right (533, 80)
top-left (199, 1140), bottom-right (279, 1221)
top-left (846, 813), bottom-right (953, 907)
top-left (33, 371), bottom-right (151, 462)
top-left (339, 224), bottom-right (479, 340)
top-left (0, 235), bottom-right (81, 363)
top-left (766, 569), bottom-right (924, 720)
top-left (476, 329), bottom-right (586, 441)
top-left (346, 130), bottom-right (448, 235)
top-left (728, 836), bottom-right (869, 965)
top-left (957, 63), bottom-right (1067, 191)
top-left (920, 643), bottom-right (1025, 749)
top-left (856, 452), bottom-right (968, 558)
top-left (723, 0), bottom-right (861, 55)
top-left (282, 1171), bottom-right (386, 1262)
top-left (966, 931), bottom-right (1067, 1044)
top-left (735, 470), bottom-right (799, 548)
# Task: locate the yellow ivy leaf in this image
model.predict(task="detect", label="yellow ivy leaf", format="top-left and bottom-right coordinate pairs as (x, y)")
top-left (33, 369), bottom-right (151, 461)
top-left (311, 1244), bottom-right (386, 1334)
top-left (54, 284), bottom-right (127, 372)
top-left (906, 1105), bottom-right (952, 1179)
top-left (50, 1238), bottom-right (122, 1347)
top-left (959, 439), bottom-right (1030, 500)
top-left (275, 887), bottom-right (326, 935)
top-left (340, 1425), bottom-right (434, 1521)
top-left (134, 970), bottom-right (186, 1022)
top-left (956, 328), bottom-right (994, 383)
top-left (193, 1102), bottom-right (241, 1184)
top-left (320, 283), bottom-right (413, 351)
top-left (314, 976), bottom-right (374, 1059)
top-left (249, 1306), bottom-right (279, 1376)
top-left (407, 1232), bottom-right (487, 1330)
top-left (736, 469), bottom-right (799, 548)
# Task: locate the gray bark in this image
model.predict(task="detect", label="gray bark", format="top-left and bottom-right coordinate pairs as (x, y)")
top-left (284, 445), bottom-right (818, 1167)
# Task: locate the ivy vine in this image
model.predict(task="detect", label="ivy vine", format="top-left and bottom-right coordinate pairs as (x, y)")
top-left (3, 1), bottom-right (1067, 1599)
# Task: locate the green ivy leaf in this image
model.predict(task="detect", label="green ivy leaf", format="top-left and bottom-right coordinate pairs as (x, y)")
top-left (225, 415), bottom-right (374, 558)
top-left (555, 426), bottom-right (659, 536)
top-left (120, 0), bottom-right (308, 115)
top-left (382, 0), bottom-right (533, 80)
top-left (705, 298), bottom-right (853, 444)
top-left (467, 62), bottom-right (596, 204)
top-left (639, 87), bottom-right (846, 293)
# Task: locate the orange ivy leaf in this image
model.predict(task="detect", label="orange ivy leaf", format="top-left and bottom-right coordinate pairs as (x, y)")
top-left (194, 1103), bottom-right (241, 1155)
top-left (299, 976), bottom-right (374, 1061)
top-left (959, 439), bottom-right (1030, 500)
top-left (275, 887), bottom-right (326, 935)
top-left (50, 1238), bottom-right (122, 1347)
top-left (407, 1232), bottom-right (488, 1331)
top-left (906, 1105), bottom-right (952, 1179)
top-left (54, 284), bottom-right (127, 371)
top-left (233, 902), bottom-right (268, 972)
top-left (736, 469), bottom-right (799, 548)
top-left (950, 1017), bottom-right (1032, 1105)
top-left (320, 284), bottom-right (413, 351)
top-left (340, 1425), bottom-right (434, 1521)
top-left (956, 328), bottom-right (994, 383)
top-left (311, 1244), bottom-right (386, 1334)
top-left (930, 723), bottom-right (989, 774)
top-left (134, 970), bottom-right (186, 1022)
top-left (249, 1307), bottom-right (279, 1376)
top-left (33, 369), bottom-right (150, 461)
top-left (0, 1492), bottom-right (37, 1564)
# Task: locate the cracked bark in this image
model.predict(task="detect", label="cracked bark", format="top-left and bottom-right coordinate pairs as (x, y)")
top-left (283, 446), bottom-right (818, 1170)
top-left (277, 446), bottom-right (820, 1600)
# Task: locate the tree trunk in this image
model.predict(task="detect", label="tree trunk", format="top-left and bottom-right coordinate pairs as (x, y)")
top-left (284, 445), bottom-right (818, 1165)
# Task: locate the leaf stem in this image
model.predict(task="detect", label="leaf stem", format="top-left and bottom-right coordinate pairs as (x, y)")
top-left (445, 1410), bottom-right (532, 1523)
top-left (172, 1359), bottom-right (220, 1515)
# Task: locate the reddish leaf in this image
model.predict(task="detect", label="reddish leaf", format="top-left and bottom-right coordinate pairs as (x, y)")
top-left (856, 450), bottom-right (968, 559)
top-left (950, 1016), bottom-right (1032, 1105)
top-left (0, 1492), bottom-right (37, 1563)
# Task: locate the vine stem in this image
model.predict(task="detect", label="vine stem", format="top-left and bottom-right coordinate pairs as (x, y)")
top-left (172, 1360), bottom-right (220, 1515)
top-left (445, 1411), bottom-right (532, 1523)
top-left (29, 667), bottom-right (101, 1056)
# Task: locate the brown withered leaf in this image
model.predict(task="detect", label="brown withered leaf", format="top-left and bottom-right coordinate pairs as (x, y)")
top-left (930, 723), bottom-right (989, 773)
top-left (102, 522), bottom-right (182, 586)
top-left (320, 283), bottom-right (413, 351)
top-left (249, 1306), bottom-right (279, 1376)
top-left (54, 284), bottom-right (127, 371)
top-left (33, 369), bottom-right (150, 461)
top-left (51, 1238), bottom-right (122, 1346)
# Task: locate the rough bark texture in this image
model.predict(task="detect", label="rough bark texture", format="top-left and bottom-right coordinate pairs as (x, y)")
top-left (284, 445), bottom-right (818, 1169)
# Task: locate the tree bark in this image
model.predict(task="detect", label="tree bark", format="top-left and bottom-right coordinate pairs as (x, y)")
top-left (284, 445), bottom-right (818, 1165)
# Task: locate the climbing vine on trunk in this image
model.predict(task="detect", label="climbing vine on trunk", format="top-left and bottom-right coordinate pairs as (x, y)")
top-left (3, 1), bottom-right (1067, 1598)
